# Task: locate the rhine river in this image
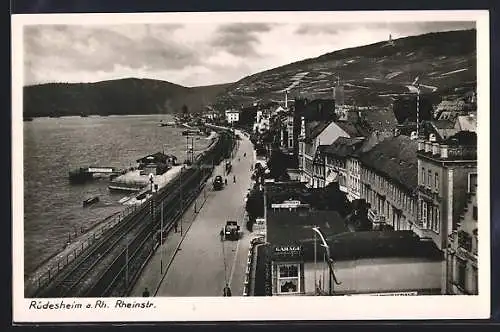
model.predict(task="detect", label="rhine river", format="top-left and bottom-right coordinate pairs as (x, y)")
top-left (23, 115), bottom-right (212, 275)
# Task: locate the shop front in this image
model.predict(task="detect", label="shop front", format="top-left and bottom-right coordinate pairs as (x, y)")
top-left (271, 245), bottom-right (305, 295)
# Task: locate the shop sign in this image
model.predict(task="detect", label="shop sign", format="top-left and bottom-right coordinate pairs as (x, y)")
top-left (271, 200), bottom-right (308, 209)
top-left (273, 245), bottom-right (303, 258)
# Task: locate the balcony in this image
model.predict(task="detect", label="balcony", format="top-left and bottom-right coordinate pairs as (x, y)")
top-left (418, 185), bottom-right (439, 200)
top-left (456, 247), bottom-right (477, 263)
top-left (418, 140), bottom-right (477, 161)
top-left (368, 209), bottom-right (386, 224)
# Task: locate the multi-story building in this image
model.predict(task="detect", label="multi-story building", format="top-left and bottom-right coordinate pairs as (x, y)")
top-left (416, 131), bottom-right (477, 294)
top-left (446, 191), bottom-right (478, 295)
top-left (299, 120), bottom-right (369, 188)
top-left (359, 134), bottom-right (418, 232)
top-left (416, 131), bottom-right (477, 249)
top-left (314, 137), bottom-right (364, 195)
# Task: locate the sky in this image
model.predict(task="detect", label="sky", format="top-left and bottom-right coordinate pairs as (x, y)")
top-left (23, 20), bottom-right (475, 87)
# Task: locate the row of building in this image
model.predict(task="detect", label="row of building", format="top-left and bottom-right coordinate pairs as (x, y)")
top-left (251, 94), bottom-right (478, 296)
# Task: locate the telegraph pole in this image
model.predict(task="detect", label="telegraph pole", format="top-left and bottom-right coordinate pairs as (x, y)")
top-left (160, 200), bottom-right (164, 274)
top-left (125, 241), bottom-right (129, 289)
top-left (180, 166), bottom-right (183, 236)
top-left (416, 85), bottom-right (420, 138)
top-left (149, 174), bottom-right (155, 254)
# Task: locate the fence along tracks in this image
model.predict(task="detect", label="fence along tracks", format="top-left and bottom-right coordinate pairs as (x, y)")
top-left (30, 130), bottom-right (234, 298)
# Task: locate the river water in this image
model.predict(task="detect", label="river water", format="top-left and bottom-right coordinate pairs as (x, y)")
top-left (23, 115), bottom-right (212, 275)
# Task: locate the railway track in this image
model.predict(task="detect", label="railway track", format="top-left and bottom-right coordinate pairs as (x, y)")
top-left (31, 129), bottom-right (234, 298)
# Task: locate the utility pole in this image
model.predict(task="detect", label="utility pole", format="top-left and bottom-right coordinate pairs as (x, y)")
top-left (149, 175), bottom-right (155, 254)
top-left (160, 200), bottom-right (164, 274)
top-left (125, 241), bottom-right (129, 290)
top-left (416, 85), bottom-right (420, 138)
top-left (180, 166), bottom-right (184, 236)
top-left (191, 137), bottom-right (195, 163)
top-left (186, 136), bottom-right (189, 164)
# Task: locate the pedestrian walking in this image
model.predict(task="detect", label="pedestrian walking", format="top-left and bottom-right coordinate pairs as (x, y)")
top-left (233, 175), bottom-right (236, 183)
top-left (174, 221), bottom-right (178, 233)
top-left (223, 284), bottom-right (232, 297)
top-left (224, 178), bottom-right (228, 186)
top-left (142, 288), bottom-right (150, 297)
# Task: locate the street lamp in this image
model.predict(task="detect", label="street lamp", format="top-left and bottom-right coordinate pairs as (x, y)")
top-left (312, 226), bottom-right (340, 295)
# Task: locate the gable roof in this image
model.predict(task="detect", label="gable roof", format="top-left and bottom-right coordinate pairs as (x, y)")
top-left (432, 119), bottom-right (456, 129)
top-left (359, 135), bottom-right (418, 192)
top-left (305, 120), bottom-right (333, 141)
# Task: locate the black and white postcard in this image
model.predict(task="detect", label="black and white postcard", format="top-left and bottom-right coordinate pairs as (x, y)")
top-left (12, 10), bottom-right (490, 322)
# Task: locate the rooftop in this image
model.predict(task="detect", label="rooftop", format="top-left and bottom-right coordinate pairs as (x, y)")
top-left (335, 120), bottom-right (371, 138)
top-left (305, 120), bottom-right (333, 141)
top-left (266, 209), bottom-right (349, 246)
top-left (266, 208), bottom-right (443, 261)
top-left (323, 137), bottom-right (365, 159)
top-left (359, 135), bottom-right (418, 192)
top-left (361, 109), bottom-right (398, 131)
top-left (136, 152), bottom-right (177, 164)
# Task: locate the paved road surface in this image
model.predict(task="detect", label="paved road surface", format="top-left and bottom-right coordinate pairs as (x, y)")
top-left (150, 131), bottom-right (255, 297)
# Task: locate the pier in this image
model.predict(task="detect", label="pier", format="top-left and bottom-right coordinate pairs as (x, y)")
top-left (69, 166), bottom-right (124, 184)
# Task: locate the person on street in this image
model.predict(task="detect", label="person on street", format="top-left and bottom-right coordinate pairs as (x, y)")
top-left (224, 178), bottom-right (228, 186)
top-left (233, 175), bottom-right (236, 183)
top-left (174, 221), bottom-right (178, 233)
top-left (244, 152), bottom-right (246, 157)
top-left (142, 288), bottom-right (150, 297)
top-left (223, 284), bottom-right (232, 297)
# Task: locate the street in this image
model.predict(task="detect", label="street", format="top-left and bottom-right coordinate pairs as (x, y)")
top-left (140, 131), bottom-right (255, 297)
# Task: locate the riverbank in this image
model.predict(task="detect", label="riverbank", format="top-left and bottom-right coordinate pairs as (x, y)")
top-left (24, 128), bottom-right (221, 295)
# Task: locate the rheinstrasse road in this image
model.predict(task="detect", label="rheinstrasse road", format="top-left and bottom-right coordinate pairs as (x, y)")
top-left (154, 131), bottom-right (255, 297)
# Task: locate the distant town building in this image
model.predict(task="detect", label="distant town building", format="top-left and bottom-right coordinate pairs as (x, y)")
top-left (225, 109), bottom-right (240, 124)
top-left (427, 114), bottom-right (477, 141)
top-left (136, 152), bottom-right (177, 176)
top-left (333, 76), bottom-right (345, 107)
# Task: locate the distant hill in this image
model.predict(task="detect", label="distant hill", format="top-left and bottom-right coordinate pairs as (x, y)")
top-left (23, 78), bottom-right (232, 117)
top-left (24, 29), bottom-right (477, 117)
top-left (214, 29), bottom-right (477, 109)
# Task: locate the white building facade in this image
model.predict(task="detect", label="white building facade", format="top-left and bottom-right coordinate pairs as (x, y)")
top-left (225, 109), bottom-right (240, 124)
